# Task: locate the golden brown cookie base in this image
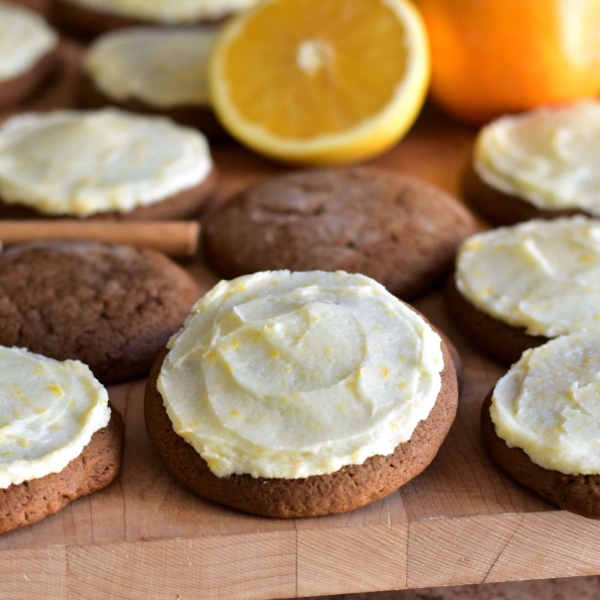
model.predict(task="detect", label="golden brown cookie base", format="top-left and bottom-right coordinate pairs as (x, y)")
top-left (445, 276), bottom-right (547, 365)
top-left (0, 166), bottom-right (217, 221)
top-left (203, 167), bottom-right (477, 300)
top-left (0, 406), bottom-right (124, 534)
top-left (481, 392), bottom-right (600, 519)
top-left (78, 74), bottom-right (225, 141)
top-left (145, 340), bottom-right (458, 519)
top-left (49, 0), bottom-right (228, 39)
top-left (462, 164), bottom-right (586, 226)
top-left (0, 49), bottom-right (59, 111)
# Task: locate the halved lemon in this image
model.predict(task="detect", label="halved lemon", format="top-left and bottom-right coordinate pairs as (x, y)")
top-left (209, 0), bottom-right (430, 165)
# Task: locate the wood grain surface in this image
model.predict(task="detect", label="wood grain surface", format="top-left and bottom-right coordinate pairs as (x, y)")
top-left (1, 7), bottom-right (600, 599)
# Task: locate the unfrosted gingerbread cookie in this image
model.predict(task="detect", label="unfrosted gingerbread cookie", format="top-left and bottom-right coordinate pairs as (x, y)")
top-left (204, 167), bottom-right (476, 299)
top-left (0, 241), bottom-right (199, 383)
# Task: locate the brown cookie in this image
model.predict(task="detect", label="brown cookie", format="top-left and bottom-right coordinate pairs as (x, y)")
top-left (462, 163), bottom-right (585, 226)
top-left (49, 0), bottom-right (228, 39)
top-left (0, 49), bottom-right (59, 111)
top-left (0, 241), bottom-right (200, 383)
top-left (78, 73), bottom-right (225, 141)
top-left (0, 166), bottom-right (217, 221)
top-left (445, 276), bottom-right (547, 365)
top-left (203, 167), bottom-right (477, 300)
top-left (481, 391), bottom-right (600, 519)
top-left (0, 405), bottom-right (124, 534)
top-left (144, 338), bottom-right (458, 519)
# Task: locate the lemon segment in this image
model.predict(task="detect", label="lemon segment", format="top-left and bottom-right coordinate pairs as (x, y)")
top-left (209, 0), bottom-right (430, 165)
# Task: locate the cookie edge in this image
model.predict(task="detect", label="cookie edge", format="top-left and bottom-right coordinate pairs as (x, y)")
top-left (144, 328), bottom-right (459, 518)
top-left (481, 390), bottom-right (600, 519)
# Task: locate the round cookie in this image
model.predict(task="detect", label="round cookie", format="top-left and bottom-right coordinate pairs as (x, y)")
top-left (0, 346), bottom-right (124, 534)
top-left (447, 218), bottom-right (600, 365)
top-left (481, 393), bottom-right (600, 519)
top-left (80, 28), bottom-right (223, 139)
top-left (466, 102), bottom-right (600, 225)
top-left (0, 109), bottom-right (216, 221)
top-left (146, 342), bottom-right (457, 518)
top-left (50, 0), bottom-right (256, 39)
top-left (203, 167), bottom-right (477, 299)
top-left (481, 333), bottom-right (600, 519)
top-left (0, 406), bottom-right (123, 534)
top-left (145, 270), bottom-right (459, 518)
top-left (0, 3), bottom-right (59, 110)
top-left (445, 276), bottom-right (547, 365)
top-left (462, 163), bottom-right (584, 227)
top-left (0, 241), bottom-right (200, 383)
top-left (0, 168), bottom-right (218, 221)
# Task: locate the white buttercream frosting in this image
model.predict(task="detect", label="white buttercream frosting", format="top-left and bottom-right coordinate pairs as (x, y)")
top-left (84, 28), bottom-right (217, 108)
top-left (0, 109), bottom-right (212, 216)
top-left (0, 2), bottom-right (58, 83)
top-left (158, 270), bottom-right (445, 480)
top-left (0, 346), bottom-right (111, 489)
top-left (456, 218), bottom-right (600, 338)
top-left (62, 0), bottom-right (259, 22)
top-left (475, 101), bottom-right (600, 216)
top-left (491, 332), bottom-right (600, 475)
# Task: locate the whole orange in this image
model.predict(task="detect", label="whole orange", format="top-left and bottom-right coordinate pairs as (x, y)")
top-left (413, 0), bottom-right (600, 124)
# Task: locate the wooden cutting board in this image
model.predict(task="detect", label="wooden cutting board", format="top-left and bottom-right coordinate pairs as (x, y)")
top-left (1, 18), bottom-right (600, 600)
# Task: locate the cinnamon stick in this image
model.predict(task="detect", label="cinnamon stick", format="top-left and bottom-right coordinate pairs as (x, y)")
top-left (0, 221), bottom-right (200, 258)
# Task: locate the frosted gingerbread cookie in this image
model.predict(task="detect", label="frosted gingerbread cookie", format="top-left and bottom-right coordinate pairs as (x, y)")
top-left (0, 2), bottom-right (59, 110)
top-left (482, 333), bottom-right (600, 519)
top-left (145, 270), bottom-right (459, 518)
top-left (0, 109), bottom-right (216, 220)
top-left (81, 28), bottom-right (222, 138)
top-left (465, 102), bottom-right (600, 225)
top-left (447, 217), bottom-right (600, 364)
top-left (51, 0), bottom-right (260, 38)
top-left (0, 346), bottom-right (124, 534)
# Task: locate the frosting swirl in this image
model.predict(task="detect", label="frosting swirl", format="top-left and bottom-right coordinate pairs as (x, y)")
top-left (492, 332), bottom-right (600, 475)
top-left (456, 218), bottom-right (600, 337)
top-left (475, 101), bottom-right (600, 216)
top-left (0, 346), bottom-right (110, 489)
top-left (158, 271), bottom-right (444, 479)
top-left (0, 109), bottom-right (212, 216)
top-left (84, 28), bottom-right (217, 109)
top-left (0, 3), bottom-right (57, 83)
